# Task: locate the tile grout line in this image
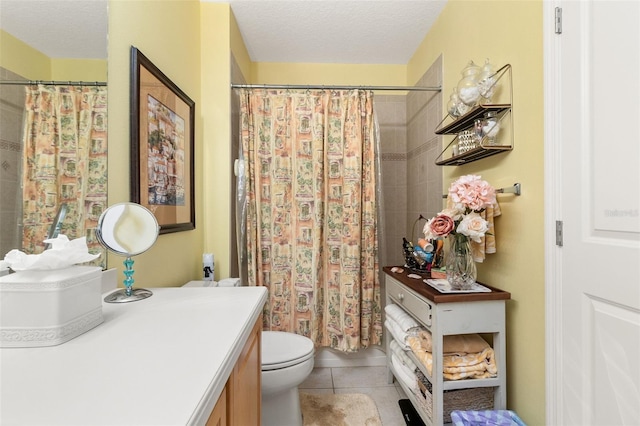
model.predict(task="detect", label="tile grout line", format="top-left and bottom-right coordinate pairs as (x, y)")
top-left (329, 368), bottom-right (336, 394)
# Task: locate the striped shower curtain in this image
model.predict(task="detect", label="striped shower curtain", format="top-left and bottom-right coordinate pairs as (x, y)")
top-left (238, 89), bottom-right (382, 352)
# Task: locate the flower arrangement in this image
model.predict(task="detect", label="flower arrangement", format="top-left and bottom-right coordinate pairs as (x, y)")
top-left (423, 175), bottom-right (496, 290)
top-left (423, 174), bottom-right (496, 243)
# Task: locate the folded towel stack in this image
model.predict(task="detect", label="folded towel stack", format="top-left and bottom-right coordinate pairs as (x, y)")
top-left (385, 304), bottom-right (420, 331)
top-left (414, 330), bottom-right (490, 354)
top-left (407, 332), bottom-right (498, 381)
top-left (385, 304), bottom-right (497, 383)
top-left (390, 340), bottom-right (420, 395)
top-left (384, 304), bottom-right (421, 350)
top-left (390, 339), bottom-right (416, 370)
top-left (385, 319), bottom-right (412, 350)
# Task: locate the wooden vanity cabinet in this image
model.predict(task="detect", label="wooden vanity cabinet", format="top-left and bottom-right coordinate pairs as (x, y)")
top-left (227, 316), bottom-right (262, 425)
top-left (206, 387), bottom-right (227, 426)
top-left (207, 315), bottom-right (262, 426)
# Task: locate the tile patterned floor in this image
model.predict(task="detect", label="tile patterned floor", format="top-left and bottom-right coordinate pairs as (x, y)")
top-left (299, 366), bottom-right (409, 426)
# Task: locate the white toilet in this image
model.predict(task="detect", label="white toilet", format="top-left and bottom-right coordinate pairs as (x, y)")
top-left (261, 331), bottom-right (315, 426)
top-left (182, 280), bottom-right (315, 426)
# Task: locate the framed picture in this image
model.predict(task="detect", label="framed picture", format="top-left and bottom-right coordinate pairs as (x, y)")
top-left (130, 46), bottom-right (195, 234)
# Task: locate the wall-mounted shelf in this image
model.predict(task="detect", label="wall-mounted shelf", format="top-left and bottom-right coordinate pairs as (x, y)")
top-left (435, 104), bottom-right (510, 135)
top-left (434, 64), bottom-right (513, 166)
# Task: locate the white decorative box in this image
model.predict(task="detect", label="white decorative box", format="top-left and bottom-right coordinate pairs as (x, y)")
top-left (0, 266), bottom-right (104, 347)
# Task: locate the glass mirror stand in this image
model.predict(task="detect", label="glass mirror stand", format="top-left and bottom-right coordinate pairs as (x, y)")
top-left (96, 202), bottom-right (159, 304)
top-left (103, 256), bottom-right (153, 303)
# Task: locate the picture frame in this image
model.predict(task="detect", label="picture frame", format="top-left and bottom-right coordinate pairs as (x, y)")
top-left (130, 46), bottom-right (195, 234)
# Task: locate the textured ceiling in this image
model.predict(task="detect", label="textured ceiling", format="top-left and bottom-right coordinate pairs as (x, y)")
top-left (224, 0), bottom-right (447, 64)
top-left (0, 0), bottom-right (445, 64)
top-left (0, 0), bottom-right (108, 59)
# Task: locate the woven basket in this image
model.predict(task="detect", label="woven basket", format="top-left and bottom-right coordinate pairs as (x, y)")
top-left (416, 370), bottom-right (494, 424)
top-left (442, 386), bottom-right (495, 423)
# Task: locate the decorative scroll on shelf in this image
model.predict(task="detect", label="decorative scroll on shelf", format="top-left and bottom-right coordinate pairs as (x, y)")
top-left (443, 183), bottom-right (521, 198)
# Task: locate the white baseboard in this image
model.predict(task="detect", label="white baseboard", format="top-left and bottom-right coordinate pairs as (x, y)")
top-left (313, 346), bottom-right (387, 368)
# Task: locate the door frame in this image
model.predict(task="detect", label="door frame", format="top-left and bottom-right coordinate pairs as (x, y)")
top-left (543, 0), bottom-right (561, 424)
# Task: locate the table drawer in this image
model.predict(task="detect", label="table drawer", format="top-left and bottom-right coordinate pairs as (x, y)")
top-left (386, 276), bottom-right (432, 327)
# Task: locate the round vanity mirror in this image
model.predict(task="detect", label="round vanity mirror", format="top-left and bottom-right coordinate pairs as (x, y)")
top-left (96, 202), bottom-right (159, 303)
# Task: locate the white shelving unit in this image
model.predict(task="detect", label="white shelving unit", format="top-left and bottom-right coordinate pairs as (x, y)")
top-left (384, 267), bottom-right (510, 425)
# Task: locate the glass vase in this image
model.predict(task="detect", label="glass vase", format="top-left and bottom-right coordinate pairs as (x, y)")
top-left (457, 60), bottom-right (481, 107)
top-left (478, 58), bottom-right (498, 103)
top-left (482, 111), bottom-right (501, 145)
top-left (445, 234), bottom-right (477, 290)
top-left (447, 88), bottom-right (462, 118)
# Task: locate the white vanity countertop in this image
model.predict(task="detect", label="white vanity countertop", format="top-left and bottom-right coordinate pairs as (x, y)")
top-left (0, 286), bottom-right (267, 425)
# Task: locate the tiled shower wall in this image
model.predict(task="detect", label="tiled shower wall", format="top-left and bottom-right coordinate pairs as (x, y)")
top-left (0, 67), bottom-right (26, 258)
top-left (378, 95), bottom-right (409, 267)
top-left (379, 56), bottom-right (443, 267)
top-left (406, 55), bottom-right (444, 243)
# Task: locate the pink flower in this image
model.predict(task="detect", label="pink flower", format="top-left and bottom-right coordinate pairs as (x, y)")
top-left (422, 175), bottom-right (496, 253)
top-left (448, 174), bottom-right (496, 212)
top-left (424, 214), bottom-right (455, 239)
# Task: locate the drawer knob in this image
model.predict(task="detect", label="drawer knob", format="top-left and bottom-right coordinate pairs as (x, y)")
top-left (398, 293), bottom-right (404, 301)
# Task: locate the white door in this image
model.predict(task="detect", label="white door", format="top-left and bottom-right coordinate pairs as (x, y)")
top-left (545, 1), bottom-right (640, 425)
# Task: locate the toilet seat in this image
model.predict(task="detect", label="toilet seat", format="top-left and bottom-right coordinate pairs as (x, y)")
top-left (262, 331), bottom-right (314, 371)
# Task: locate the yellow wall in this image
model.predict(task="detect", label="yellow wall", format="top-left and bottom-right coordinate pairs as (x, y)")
top-left (252, 62), bottom-right (407, 88)
top-left (0, 30), bottom-right (51, 79)
top-left (408, 1), bottom-right (545, 423)
top-left (107, 0), bottom-right (204, 287)
top-left (0, 29), bottom-right (106, 81)
top-left (51, 59), bottom-right (107, 81)
top-left (230, 9), bottom-right (251, 81)
top-left (200, 2), bottom-right (234, 279)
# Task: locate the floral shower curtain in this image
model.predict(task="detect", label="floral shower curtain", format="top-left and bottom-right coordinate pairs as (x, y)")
top-left (22, 84), bottom-right (108, 266)
top-left (238, 89), bottom-right (382, 352)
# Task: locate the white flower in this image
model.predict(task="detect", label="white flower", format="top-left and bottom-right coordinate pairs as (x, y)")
top-left (456, 212), bottom-right (489, 243)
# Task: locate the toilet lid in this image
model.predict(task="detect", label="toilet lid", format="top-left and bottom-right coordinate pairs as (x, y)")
top-left (262, 331), bottom-right (314, 371)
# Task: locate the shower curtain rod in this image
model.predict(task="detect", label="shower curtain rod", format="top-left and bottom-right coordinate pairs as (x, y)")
top-left (0, 80), bottom-right (106, 86)
top-left (231, 83), bottom-right (441, 92)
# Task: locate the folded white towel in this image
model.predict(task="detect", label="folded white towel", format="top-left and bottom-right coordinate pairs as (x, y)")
top-left (391, 353), bottom-right (419, 395)
top-left (385, 318), bottom-right (410, 350)
top-left (385, 304), bottom-right (420, 332)
top-left (390, 340), bottom-right (418, 371)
